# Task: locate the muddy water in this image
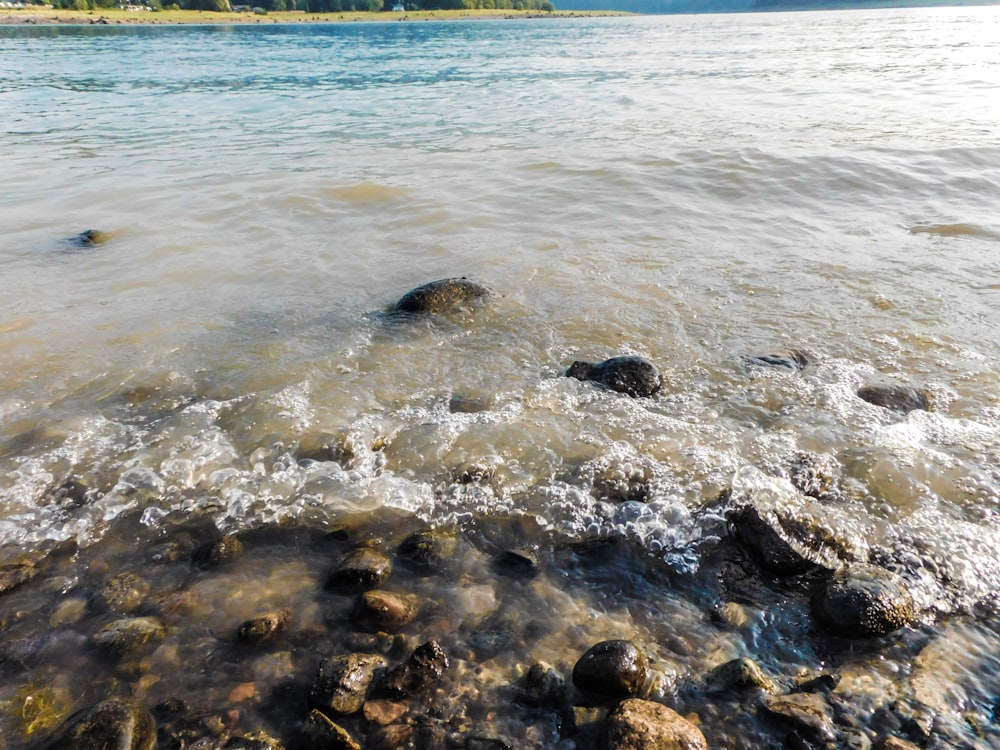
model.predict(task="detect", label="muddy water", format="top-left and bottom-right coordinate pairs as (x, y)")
top-left (2, 8), bottom-right (1000, 748)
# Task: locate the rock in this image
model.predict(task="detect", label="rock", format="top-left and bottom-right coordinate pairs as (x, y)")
top-left (366, 724), bottom-right (413, 750)
top-left (391, 278), bottom-right (492, 315)
top-left (565, 356), bottom-right (662, 398)
top-left (363, 699), bottom-right (408, 725)
top-left (763, 692), bottom-right (836, 743)
top-left (856, 384), bottom-right (930, 414)
top-left (727, 504), bottom-right (821, 575)
top-left (813, 564), bottom-right (915, 638)
top-left (744, 349), bottom-right (809, 371)
top-left (310, 653), bottom-right (386, 716)
top-left (91, 617), bottom-right (165, 658)
top-left (46, 697), bottom-right (155, 750)
top-left (378, 640), bottom-right (448, 699)
top-left (97, 573), bottom-right (150, 614)
top-left (68, 229), bottom-right (111, 248)
top-left (397, 527), bottom-right (459, 574)
top-left (572, 640), bottom-right (648, 700)
top-left (50, 477), bottom-right (91, 507)
top-left (876, 738), bottom-right (922, 750)
top-left (789, 451), bottom-right (839, 501)
top-left (235, 609), bottom-right (291, 646)
top-left (707, 657), bottom-right (778, 693)
top-left (326, 547), bottom-right (392, 593)
top-left (492, 549), bottom-right (539, 579)
top-left (604, 698), bottom-right (707, 750)
top-left (301, 708), bottom-right (362, 750)
top-left (465, 737), bottom-right (512, 750)
top-left (794, 673), bottom-right (840, 694)
top-left (0, 561), bottom-right (37, 596)
top-left (517, 662), bottom-right (568, 708)
top-left (353, 590), bottom-right (419, 632)
top-left (224, 731), bottom-right (286, 749)
top-left (192, 535), bottom-right (243, 567)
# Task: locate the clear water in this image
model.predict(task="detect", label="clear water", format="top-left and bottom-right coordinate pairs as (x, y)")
top-left (2, 9), bottom-right (1000, 747)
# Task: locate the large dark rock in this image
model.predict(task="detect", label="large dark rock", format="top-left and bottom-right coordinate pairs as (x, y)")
top-left (391, 278), bottom-right (491, 315)
top-left (301, 709), bottom-right (362, 750)
top-left (378, 640), bottom-right (449, 699)
top-left (857, 384), bottom-right (930, 414)
top-left (763, 692), bottom-right (837, 744)
top-left (397, 527), bottom-right (459, 574)
top-left (727, 504), bottom-right (823, 575)
top-left (566, 356), bottom-right (662, 398)
top-left (46, 697), bottom-right (155, 750)
top-left (353, 590), bottom-right (419, 633)
top-left (327, 547), bottom-right (392, 593)
top-left (91, 617), bottom-right (165, 658)
top-left (572, 640), bottom-right (648, 700)
top-left (310, 653), bottom-right (387, 716)
top-left (235, 609), bottom-right (290, 646)
top-left (603, 698), bottom-right (708, 750)
top-left (192, 535), bottom-right (243, 568)
top-left (813, 564), bottom-right (915, 638)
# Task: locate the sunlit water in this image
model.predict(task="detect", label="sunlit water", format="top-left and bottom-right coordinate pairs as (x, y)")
top-left (2, 8), bottom-right (1000, 747)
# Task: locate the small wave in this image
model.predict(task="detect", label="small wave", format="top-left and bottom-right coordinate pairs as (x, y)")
top-left (909, 223), bottom-right (1000, 240)
top-left (324, 182), bottom-right (412, 205)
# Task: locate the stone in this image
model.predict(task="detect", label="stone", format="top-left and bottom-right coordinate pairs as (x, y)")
top-left (397, 527), bottom-right (459, 574)
top-left (391, 278), bottom-right (492, 315)
top-left (604, 698), bottom-right (707, 750)
top-left (744, 349), bottom-right (809, 371)
top-left (813, 564), bottom-right (915, 638)
top-left (310, 653), bottom-right (386, 716)
top-left (378, 640), bottom-right (448, 699)
top-left (763, 692), bottom-right (836, 743)
top-left (91, 617), bottom-right (165, 658)
top-left (301, 708), bottom-right (362, 750)
top-left (192, 535), bottom-right (243, 567)
top-left (707, 657), bottom-right (778, 693)
top-left (492, 549), bottom-right (539, 578)
top-left (50, 477), bottom-right (91, 507)
top-left (97, 573), bottom-right (150, 614)
top-left (857, 384), bottom-right (930, 414)
top-left (353, 590), bottom-right (419, 632)
top-left (517, 662), bottom-right (568, 708)
top-left (465, 737), bottom-right (512, 750)
top-left (68, 229), bottom-right (112, 248)
top-left (366, 724), bottom-right (413, 750)
top-left (326, 547), bottom-right (392, 593)
top-left (46, 697), bottom-right (155, 750)
top-left (235, 609), bottom-right (291, 646)
top-left (363, 699), bottom-right (407, 725)
top-left (0, 561), bottom-right (37, 596)
top-left (565, 356), bottom-right (662, 398)
top-left (727, 504), bottom-right (827, 575)
top-left (224, 731), bottom-right (286, 749)
top-left (572, 640), bottom-right (648, 700)
top-left (789, 451), bottom-right (839, 500)
top-left (876, 738), bottom-right (922, 750)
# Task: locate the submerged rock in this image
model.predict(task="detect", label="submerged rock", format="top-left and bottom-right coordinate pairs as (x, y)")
top-left (327, 547), bottom-right (393, 593)
top-left (397, 527), bottom-right (459, 574)
top-left (763, 691), bottom-right (836, 744)
top-left (235, 609), bottom-right (291, 646)
top-left (378, 640), bottom-right (448, 699)
top-left (789, 451), bottom-right (840, 501)
top-left (744, 349), bottom-right (809, 371)
top-left (46, 697), bottom-right (155, 750)
top-left (707, 657), bottom-right (778, 694)
top-left (604, 698), bottom-right (708, 750)
top-left (573, 640), bottom-right (648, 700)
top-left (192, 535), bottom-right (243, 568)
top-left (97, 572), bottom-right (150, 614)
top-left (68, 229), bottom-right (111, 248)
top-left (0, 560), bottom-right (37, 596)
top-left (857, 384), bottom-right (931, 414)
top-left (516, 661), bottom-right (568, 708)
top-left (391, 278), bottom-right (492, 315)
top-left (727, 504), bottom-right (824, 576)
top-left (310, 653), bottom-right (387, 717)
top-left (566, 356), bottom-right (662, 398)
top-left (813, 564), bottom-right (915, 638)
top-left (302, 708), bottom-right (362, 750)
top-left (91, 617), bottom-right (165, 658)
top-left (353, 590), bottom-right (420, 633)
top-left (224, 731), bottom-right (286, 749)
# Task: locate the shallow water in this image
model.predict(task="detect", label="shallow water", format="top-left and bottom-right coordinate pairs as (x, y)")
top-left (2, 8), bottom-right (1000, 748)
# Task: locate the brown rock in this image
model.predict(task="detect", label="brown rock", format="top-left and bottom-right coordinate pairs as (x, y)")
top-left (46, 698), bottom-right (155, 750)
top-left (354, 590), bottom-right (419, 632)
top-left (813, 564), bottom-right (915, 638)
top-left (604, 698), bottom-right (707, 750)
top-left (573, 640), bottom-right (648, 700)
top-left (235, 609), bottom-right (291, 646)
top-left (379, 640), bottom-right (448, 699)
top-left (310, 653), bottom-right (386, 716)
top-left (301, 709), bottom-right (361, 750)
top-left (363, 699), bottom-right (408, 725)
top-left (327, 547), bottom-right (392, 593)
top-left (763, 691), bottom-right (836, 743)
top-left (391, 278), bottom-right (491, 315)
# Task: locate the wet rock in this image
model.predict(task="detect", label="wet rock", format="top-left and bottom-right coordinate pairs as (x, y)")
top-left (572, 640), bottom-right (648, 700)
top-left (366, 724), bottom-right (413, 750)
top-left (46, 697), bottom-right (155, 750)
top-left (565, 356), bottom-right (662, 398)
top-left (68, 229), bottom-right (112, 248)
top-left (326, 547), bottom-right (393, 593)
top-left (0, 560), bottom-right (37, 596)
top-left (310, 653), bottom-right (386, 716)
top-left (588, 456), bottom-right (657, 504)
top-left (378, 640), bottom-right (448, 699)
top-left (353, 590), bottom-right (420, 632)
top-left (856, 384), bottom-right (930, 414)
top-left (301, 708), bottom-right (362, 750)
top-left (363, 698), bottom-right (407, 725)
top-left (727, 504), bottom-right (822, 575)
top-left (763, 692), bottom-right (836, 743)
top-left (49, 477), bottom-right (92, 508)
top-left (789, 451), bottom-right (839, 501)
top-left (192, 535), bottom-right (243, 568)
top-left (744, 349), bottom-right (809, 371)
top-left (876, 738), bottom-right (922, 750)
top-left (707, 657), bottom-right (778, 694)
top-left (97, 573), bottom-right (151, 614)
top-left (813, 564), bottom-right (915, 638)
top-left (491, 549), bottom-right (539, 579)
top-left (235, 609), bottom-right (291, 646)
top-left (91, 617), bottom-right (166, 658)
top-left (794, 673), bottom-right (840, 694)
top-left (224, 731), bottom-right (286, 749)
top-left (604, 698), bottom-right (708, 750)
top-left (465, 737), bottom-right (512, 750)
top-left (516, 662), bottom-right (568, 708)
top-left (391, 277), bottom-right (492, 315)
top-left (397, 526), bottom-right (460, 574)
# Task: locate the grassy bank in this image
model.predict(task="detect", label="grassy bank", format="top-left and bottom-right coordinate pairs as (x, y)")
top-left (0, 6), bottom-right (628, 23)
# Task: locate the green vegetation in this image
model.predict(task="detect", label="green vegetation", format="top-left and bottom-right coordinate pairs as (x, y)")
top-left (302, 0), bottom-right (554, 11)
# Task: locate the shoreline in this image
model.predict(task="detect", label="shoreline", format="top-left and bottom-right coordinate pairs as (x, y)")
top-left (0, 6), bottom-right (629, 24)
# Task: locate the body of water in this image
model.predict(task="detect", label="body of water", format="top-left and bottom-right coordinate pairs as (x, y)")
top-left (1, 9), bottom-right (1000, 748)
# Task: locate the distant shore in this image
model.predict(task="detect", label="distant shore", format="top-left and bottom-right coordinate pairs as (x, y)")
top-left (0, 6), bottom-right (628, 24)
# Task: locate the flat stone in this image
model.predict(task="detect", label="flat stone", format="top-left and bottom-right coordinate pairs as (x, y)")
top-left (353, 590), bottom-right (419, 633)
top-left (763, 692), bottom-right (836, 743)
top-left (604, 698), bottom-right (708, 750)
